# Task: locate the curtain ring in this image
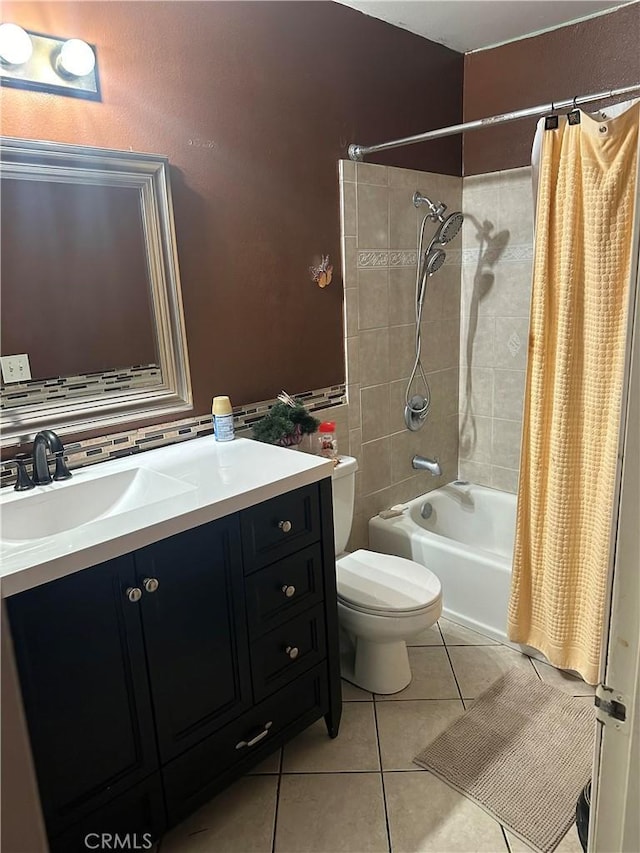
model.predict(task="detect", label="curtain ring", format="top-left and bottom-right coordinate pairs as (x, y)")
top-left (572, 95), bottom-right (578, 110)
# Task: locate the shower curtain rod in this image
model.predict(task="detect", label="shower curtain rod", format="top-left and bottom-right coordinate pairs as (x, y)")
top-left (347, 83), bottom-right (640, 161)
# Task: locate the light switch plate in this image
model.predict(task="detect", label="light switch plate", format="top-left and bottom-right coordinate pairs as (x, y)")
top-left (1, 353), bottom-right (32, 383)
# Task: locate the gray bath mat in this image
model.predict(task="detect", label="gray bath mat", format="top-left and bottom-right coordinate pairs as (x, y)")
top-left (413, 668), bottom-right (594, 853)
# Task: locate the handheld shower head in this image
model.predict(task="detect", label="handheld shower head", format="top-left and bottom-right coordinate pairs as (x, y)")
top-left (434, 211), bottom-right (464, 244)
top-left (417, 247), bottom-right (446, 306)
top-left (405, 190), bottom-right (461, 434)
top-left (424, 248), bottom-right (446, 276)
top-left (417, 248), bottom-right (447, 301)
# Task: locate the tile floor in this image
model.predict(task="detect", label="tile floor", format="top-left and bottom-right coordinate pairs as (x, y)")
top-left (160, 619), bottom-right (594, 853)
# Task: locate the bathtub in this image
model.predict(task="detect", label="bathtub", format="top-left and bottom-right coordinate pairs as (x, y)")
top-left (368, 482), bottom-right (517, 643)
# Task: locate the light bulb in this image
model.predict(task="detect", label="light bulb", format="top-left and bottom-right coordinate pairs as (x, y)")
top-left (0, 23), bottom-right (33, 66)
top-left (57, 38), bottom-right (95, 78)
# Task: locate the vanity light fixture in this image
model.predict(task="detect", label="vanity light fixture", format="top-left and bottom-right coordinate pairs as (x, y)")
top-left (0, 24), bottom-right (100, 100)
top-left (0, 23), bottom-right (33, 66)
top-left (57, 38), bottom-right (96, 78)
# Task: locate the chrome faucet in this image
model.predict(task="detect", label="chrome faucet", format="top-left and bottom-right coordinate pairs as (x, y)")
top-left (412, 455), bottom-right (441, 477)
top-left (31, 430), bottom-right (72, 485)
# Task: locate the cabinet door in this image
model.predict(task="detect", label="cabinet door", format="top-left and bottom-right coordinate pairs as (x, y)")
top-left (50, 773), bottom-right (166, 853)
top-left (7, 555), bottom-right (159, 839)
top-left (136, 515), bottom-right (252, 763)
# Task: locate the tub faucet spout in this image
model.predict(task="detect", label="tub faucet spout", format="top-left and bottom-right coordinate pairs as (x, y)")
top-left (412, 455), bottom-right (441, 477)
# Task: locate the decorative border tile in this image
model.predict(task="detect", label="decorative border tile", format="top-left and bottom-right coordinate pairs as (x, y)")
top-left (444, 248), bottom-right (462, 266)
top-left (1, 364), bottom-right (161, 410)
top-left (357, 245), bottom-right (532, 271)
top-left (358, 251), bottom-right (389, 268)
top-left (389, 251), bottom-right (417, 267)
top-left (1, 383), bottom-right (346, 488)
top-left (461, 244), bottom-right (534, 265)
top-left (358, 248), bottom-right (464, 269)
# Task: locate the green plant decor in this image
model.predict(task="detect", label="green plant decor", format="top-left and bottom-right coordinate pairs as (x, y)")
top-left (251, 401), bottom-right (320, 447)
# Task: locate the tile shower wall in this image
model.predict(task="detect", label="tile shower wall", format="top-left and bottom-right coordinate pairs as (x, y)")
top-left (458, 166), bottom-right (534, 493)
top-left (340, 160), bottom-right (462, 550)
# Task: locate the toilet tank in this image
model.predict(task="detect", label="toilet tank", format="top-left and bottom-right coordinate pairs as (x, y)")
top-left (331, 455), bottom-right (358, 555)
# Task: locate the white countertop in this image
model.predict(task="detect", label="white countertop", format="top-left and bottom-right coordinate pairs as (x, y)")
top-left (0, 436), bottom-right (334, 598)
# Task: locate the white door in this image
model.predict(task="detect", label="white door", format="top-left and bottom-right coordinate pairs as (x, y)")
top-left (589, 196), bottom-right (640, 853)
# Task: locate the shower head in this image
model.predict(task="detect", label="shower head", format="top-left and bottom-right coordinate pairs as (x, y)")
top-left (424, 248), bottom-right (446, 276)
top-left (413, 191), bottom-right (447, 220)
top-left (414, 190), bottom-right (464, 244)
top-left (434, 211), bottom-right (464, 244)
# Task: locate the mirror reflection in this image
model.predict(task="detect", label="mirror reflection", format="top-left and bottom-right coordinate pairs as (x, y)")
top-left (0, 138), bottom-right (192, 445)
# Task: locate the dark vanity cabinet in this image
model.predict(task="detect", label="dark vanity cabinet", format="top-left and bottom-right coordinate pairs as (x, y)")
top-left (7, 478), bottom-right (340, 852)
top-left (6, 553), bottom-right (161, 844)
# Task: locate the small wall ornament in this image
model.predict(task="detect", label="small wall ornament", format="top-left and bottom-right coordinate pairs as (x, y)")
top-left (309, 255), bottom-right (333, 288)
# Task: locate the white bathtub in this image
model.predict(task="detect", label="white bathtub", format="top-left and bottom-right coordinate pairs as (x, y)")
top-left (368, 482), bottom-right (517, 643)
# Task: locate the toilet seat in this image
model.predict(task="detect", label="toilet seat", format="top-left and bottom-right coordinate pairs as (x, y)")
top-left (336, 549), bottom-right (441, 617)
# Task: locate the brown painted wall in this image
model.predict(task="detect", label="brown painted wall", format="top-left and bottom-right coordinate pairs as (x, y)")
top-left (463, 3), bottom-right (640, 175)
top-left (1, 179), bottom-right (156, 379)
top-left (1, 1), bottom-right (463, 427)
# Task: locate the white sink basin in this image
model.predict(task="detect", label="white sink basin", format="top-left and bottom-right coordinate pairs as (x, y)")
top-left (0, 467), bottom-right (195, 542)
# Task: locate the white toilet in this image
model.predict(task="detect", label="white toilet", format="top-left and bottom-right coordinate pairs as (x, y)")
top-left (332, 455), bottom-right (442, 694)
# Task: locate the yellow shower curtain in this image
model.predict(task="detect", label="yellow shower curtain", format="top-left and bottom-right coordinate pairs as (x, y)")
top-left (508, 103), bottom-right (639, 685)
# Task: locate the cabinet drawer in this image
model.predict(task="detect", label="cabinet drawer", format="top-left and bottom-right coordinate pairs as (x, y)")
top-left (49, 773), bottom-right (166, 853)
top-left (250, 604), bottom-right (326, 701)
top-left (241, 484), bottom-right (320, 572)
top-left (245, 544), bottom-right (324, 637)
top-left (163, 664), bottom-right (328, 825)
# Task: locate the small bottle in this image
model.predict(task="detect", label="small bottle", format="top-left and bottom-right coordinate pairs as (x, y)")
top-left (317, 421), bottom-right (338, 459)
top-left (212, 396), bottom-right (235, 442)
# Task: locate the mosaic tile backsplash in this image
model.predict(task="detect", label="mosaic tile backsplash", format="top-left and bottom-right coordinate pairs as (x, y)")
top-left (0, 365), bottom-right (162, 410)
top-left (0, 384), bottom-right (346, 488)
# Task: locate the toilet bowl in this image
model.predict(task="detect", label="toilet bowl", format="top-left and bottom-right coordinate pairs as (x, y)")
top-left (331, 457), bottom-right (443, 694)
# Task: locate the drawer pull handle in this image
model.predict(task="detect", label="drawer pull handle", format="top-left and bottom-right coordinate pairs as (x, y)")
top-left (235, 721), bottom-right (273, 750)
top-left (126, 587), bottom-right (142, 603)
top-left (285, 645), bottom-right (299, 660)
top-left (143, 577), bottom-right (159, 593)
top-left (282, 584), bottom-right (296, 598)
top-left (278, 520), bottom-right (292, 533)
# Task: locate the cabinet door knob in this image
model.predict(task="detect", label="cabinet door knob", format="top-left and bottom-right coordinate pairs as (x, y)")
top-left (143, 577), bottom-right (159, 593)
top-left (285, 645), bottom-right (299, 660)
top-left (278, 520), bottom-right (292, 533)
top-left (281, 584), bottom-right (296, 598)
top-left (235, 721), bottom-right (273, 750)
top-left (126, 587), bottom-right (142, 603)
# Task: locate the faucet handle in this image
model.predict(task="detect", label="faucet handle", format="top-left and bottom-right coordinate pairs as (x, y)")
top-left (53, 451), bottom-right (72, 481)
top-left (13, 453), bottom-right (35, 491)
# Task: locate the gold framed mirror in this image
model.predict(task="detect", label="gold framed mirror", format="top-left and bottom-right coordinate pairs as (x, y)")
top-left (0, 137), bottom-right (192, 446)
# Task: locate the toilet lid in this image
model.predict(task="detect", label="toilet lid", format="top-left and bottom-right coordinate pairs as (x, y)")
top-left (336, 550), bottom-right (442, 614)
